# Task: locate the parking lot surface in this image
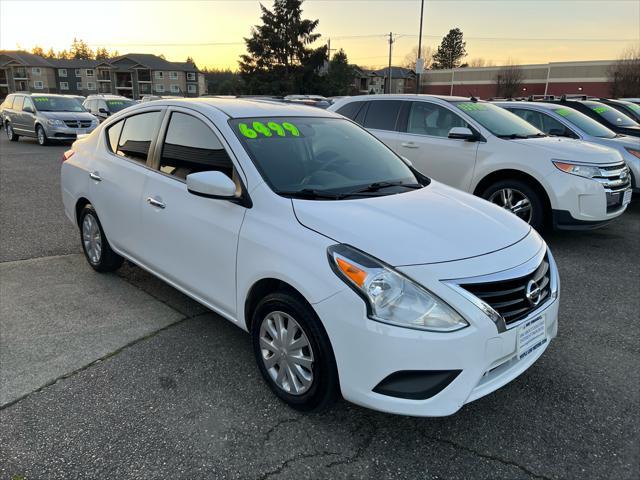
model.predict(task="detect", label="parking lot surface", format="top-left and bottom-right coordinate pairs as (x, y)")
top-left (1, 134), bottom-right (638, 479)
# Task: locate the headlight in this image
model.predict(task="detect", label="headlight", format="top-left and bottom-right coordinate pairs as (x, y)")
top-left (46, 119), bottom-right (65, 126)
top-left (625, 147), bottom-right (640, 160)
top-left (552, 160), bottom-right (601, 179)
top-left (328, 245), bottom-right (469, 332)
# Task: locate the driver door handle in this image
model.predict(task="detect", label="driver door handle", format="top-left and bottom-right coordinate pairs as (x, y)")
top-left (146, 197), bottom-right (166, 209)
top-left (89, 171), bottom-right (102, 181)
top-left (400, 142), bottom-right (419, 149)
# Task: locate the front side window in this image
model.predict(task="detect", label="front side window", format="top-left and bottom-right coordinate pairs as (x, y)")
top-left (508, 108), bottom-right (571, 136)
top-left (160, 112), bottom-right (233, 180)
top-left (363, 100), bottom-right (402, 131)
top-left (584, 101), bottom-right (638, 127)
top-left (230, 116), bottom-right (422, 198)
top-left (406, 102), bottom-right (468, 137)
top-left (32, 96), bottom-right (84, 112)
top-left (116, 111), bottom-right (163, 163)
top-left (452, 101), bottom-right (543, 138)
top-left (22, 97), bottom-right (35, 112)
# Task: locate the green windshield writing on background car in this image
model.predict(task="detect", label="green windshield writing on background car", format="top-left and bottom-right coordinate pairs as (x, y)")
top-left (552, 107), bottom-right (616, 138)
top-left (452, 101), bottom-right (543, 138)
top-left (106, 100), bottom-right (135, 112)
top-left (585, 101), bottom-right (638, 127)
top-left (230, 117), bottom-right (423, 198)
top-left (32, 96), bottom-right (84, 112)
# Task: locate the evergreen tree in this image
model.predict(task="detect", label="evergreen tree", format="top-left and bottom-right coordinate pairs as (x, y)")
top-left (239, 0), bottom-right (326, 94)
top-left (31, 46), bottom-right (45, 57)
top-left (70, 38), bottom-right (94, 60)
top-left (432, 28), bottom-right (467, 69)
top-left (45, 48), bottom-right (57, 59)
top-left (322, 49), bottom-right (355, 96)
top-left (95, 47), bottom-right (111, 61)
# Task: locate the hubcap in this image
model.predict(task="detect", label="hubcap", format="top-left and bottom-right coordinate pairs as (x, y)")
top-left (259, 311), bottom-right (314, 395)
top-left (37, 128), bottom-right (44, 144)
top-left (82, 214), bottom-right (102, 264)
top-left (488, 188), bottom-right (533, 223)
top-left (7, 125), bottom-right (12, 138)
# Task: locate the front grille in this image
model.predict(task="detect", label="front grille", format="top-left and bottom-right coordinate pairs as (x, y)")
top-left (63, 120), bottom-right (92, 128)
top-left (461, 256), bottom-right (551, 326)
top-left (593, 163), bottom-right (631, 212)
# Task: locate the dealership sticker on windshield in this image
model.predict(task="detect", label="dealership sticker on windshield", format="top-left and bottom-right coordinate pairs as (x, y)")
top-left (517, 316), bottom-right (547, 360)
top-left (592, 106), bottom-right (609, 114)
top-left (33, 97), bottom-right (49, 102)
top-left (556, 108), bottom-right (572, 117)
top-left (238, 121), bottom-right (301, 139)
top-left (107, 101), bottom-right (125, 106)
top-left (458, 103), bottom-right (486, 112)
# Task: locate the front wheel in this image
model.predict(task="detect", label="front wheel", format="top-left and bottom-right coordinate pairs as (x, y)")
top-left (481, 179), bottom-right (545, 231)
top-left (36, 125), bottom-right (49, 146)
top-left (251, 292), bottom-right (339, 412)
top-left (6, 123), bottom-right (19, 141)
top-left (79, 204), bottom-right (123, 272)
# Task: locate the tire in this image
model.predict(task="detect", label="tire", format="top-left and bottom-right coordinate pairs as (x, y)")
top-left (251, 292), bottom-right (339, 412)
top-left (79, 204), bottom-right (123, 272)
top-left (36, 125), bottom-right (49, 146)
top-left (6, 123), bottom-right (19, 141)
top-left (481, 179), bottom-right (546, 231)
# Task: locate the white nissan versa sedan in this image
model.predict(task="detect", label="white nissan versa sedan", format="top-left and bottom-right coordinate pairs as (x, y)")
top-left (61, 99), bottom-right (559, 416)
top-left (329, 95), bottom-right (631, 231)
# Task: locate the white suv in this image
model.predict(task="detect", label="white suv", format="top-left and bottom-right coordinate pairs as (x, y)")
top-left (330, 95), bottom-right (631, 230)
top-left (61, 98), bottom-right (559, 416)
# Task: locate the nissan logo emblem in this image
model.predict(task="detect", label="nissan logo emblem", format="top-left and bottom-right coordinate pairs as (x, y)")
top-left (525, 279), bottom-right (542, 306)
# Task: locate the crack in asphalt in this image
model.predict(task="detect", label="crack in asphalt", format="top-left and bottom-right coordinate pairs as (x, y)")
top-left (426, 435), bottom-right (553, 480)
top-left (258, 451), bottom-right (343, 480)
top-left (263, 417), bottom-right (304, 444)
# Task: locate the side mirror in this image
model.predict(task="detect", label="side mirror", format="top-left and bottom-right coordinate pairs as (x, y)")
top-left (187, 171), bottom-right (237, 199)
top-left (448, 127), bottom-right (476, 141)
top-left (23, 106), bottom-right (34, 114)
top-left (400, 155), bottom-right (413, 167)
top-left (98, 108), bottom-right (109, 115)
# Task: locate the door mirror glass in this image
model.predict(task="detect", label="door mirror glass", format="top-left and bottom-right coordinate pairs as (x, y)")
top-left (448, 126), bottom-right (475, 140)
top-left (98, 108), bottom-right (109, 115)
top-left (186, 171), bottom-right (237, 198)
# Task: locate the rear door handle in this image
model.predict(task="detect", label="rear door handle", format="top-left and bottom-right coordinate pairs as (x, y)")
top-left (400, 142), bottom-right (419, 149)
top-left (89, 171), bottom-right (102, 181)
top-left (146, 197), bottom-right (166, 209)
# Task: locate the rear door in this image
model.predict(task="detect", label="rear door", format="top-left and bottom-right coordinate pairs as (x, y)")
top-left (10, 96), bottom-right (25, 133)
top-left (89, 109), bottom-right (165, 258)
top-left (396, 100), bottom-right (479, 190)
top-left (139, 108), bottom-right (247, 316)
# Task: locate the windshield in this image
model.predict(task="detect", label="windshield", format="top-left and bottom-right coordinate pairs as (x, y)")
top-left (554, 107), bottom-right (616, 138)
top-left (230, 117), bottom-right (423, 199)
top-left (33, 96), bottom-right (84, 112)
top-left (451, 101), bottom-right (544, 138)
top-left (584, 101), bottom-right (638, 127)
top-left (107, 99), bottom-right (135, 112)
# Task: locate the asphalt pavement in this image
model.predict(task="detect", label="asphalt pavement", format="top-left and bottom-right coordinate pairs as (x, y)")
top-left (0, 134), bottom-right (638, 479)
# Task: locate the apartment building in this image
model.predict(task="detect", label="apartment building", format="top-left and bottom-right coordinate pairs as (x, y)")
top-left (351, 66), bottom-right (416, 95)
top-left (0, 51), bottom-right (207, 99)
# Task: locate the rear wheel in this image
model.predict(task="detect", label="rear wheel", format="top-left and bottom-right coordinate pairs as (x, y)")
top-left (251, 292), bottom-right (339, 412)
top-left (6, 123), bottom-right (19, 141)
top-left (36, 125), bottom-right (48, 146)
top-left (482, 179), bottom-right (545, 231)
top-left (79, 204), bottom-right (123, 272)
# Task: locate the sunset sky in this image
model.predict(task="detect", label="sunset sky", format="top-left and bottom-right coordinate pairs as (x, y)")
top-left (1, 0), bottom-right (638, 69)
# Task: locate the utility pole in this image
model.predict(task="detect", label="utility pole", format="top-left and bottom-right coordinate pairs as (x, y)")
top-left (326, 38), bottom-right (336, 73)
top-left (387, 32), bottom-right (394, 94)
top-left (416, 0), bottom-right (425, 94)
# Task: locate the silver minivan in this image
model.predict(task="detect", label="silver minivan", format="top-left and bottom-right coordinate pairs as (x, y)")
top-left (3, 93), bottom-right (98, 146)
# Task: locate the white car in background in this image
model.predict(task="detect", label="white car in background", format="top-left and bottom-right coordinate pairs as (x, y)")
top-left (330, 95), bottom-right (632, 230)
top-left (61, 98), bottom-right (559, 416)
top-left (496, 101), bottom-right (640, 194)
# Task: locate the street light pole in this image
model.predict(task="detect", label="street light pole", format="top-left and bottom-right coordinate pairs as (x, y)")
top-left (387, 32), bottom-right (394, 94)
top-left (416, 0), bottom-right (424, 94)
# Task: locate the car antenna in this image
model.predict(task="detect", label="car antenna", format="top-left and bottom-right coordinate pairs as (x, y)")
top-left (467, 90), bottom-right (478, 102)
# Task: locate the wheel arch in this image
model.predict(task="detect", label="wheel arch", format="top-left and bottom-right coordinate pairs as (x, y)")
top-left (74, 197), bottom-right (91, 227)
top-left (473, 169), bottom-right (552, 217)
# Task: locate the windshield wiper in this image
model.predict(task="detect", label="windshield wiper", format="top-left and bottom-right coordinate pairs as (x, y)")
top-left (345, 181), bottom-right (423, 196)
top-left (278, 188), bottom-right (348, 200)
top-left (496, 133), bottom-right (530, 139)
top-left (526, 132), bottom-right (547, 138)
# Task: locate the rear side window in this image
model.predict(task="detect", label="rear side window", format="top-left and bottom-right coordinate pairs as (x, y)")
top-left (336, 101), bottom-right (364, 120)
top-left (3, 95), bottom-right (14, 109)
top-left (116, 111), bottom-right (163, 163)
top-left (13, 96), bottom-right (24, 111)
top-left (363, 100), bottom-right (402, 131)
top-left (159, 112), bottom-right (233, 180)
top-left (106, 120), bottom-right (124, 153)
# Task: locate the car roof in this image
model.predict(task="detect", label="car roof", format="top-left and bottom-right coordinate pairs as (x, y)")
top-left (138, 97), bottom-right (342, 119)
top-left (493, 101), bottom-right (565, 111)
top-left (337, 94), bottom-right (474, 103)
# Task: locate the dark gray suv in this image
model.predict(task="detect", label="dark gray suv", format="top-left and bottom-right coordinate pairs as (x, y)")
top-left (2, 93), bottom-right (98, 145)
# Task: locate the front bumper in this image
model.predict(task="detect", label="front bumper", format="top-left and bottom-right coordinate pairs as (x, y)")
top-left (43, 123), bottom-right (97, 140)
top-left (313, 241), bottom-right (559, 417)
top-left (545, 167), bottom-right (631, 229)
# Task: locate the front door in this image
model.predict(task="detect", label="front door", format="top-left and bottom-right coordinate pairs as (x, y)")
top-left (397, 101), bottom-right (479, 191)
top-left (139, 109), bottom-right (247, 317)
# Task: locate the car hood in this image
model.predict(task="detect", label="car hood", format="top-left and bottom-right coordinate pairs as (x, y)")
top-left (292, 181), bottom-right (531, 266)
top-left (39, 111), bottom-right (94, 120)
top-left (609, 135), bottom-right (640, 149)
top-left (511, 136), bottom-right (623, 164)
